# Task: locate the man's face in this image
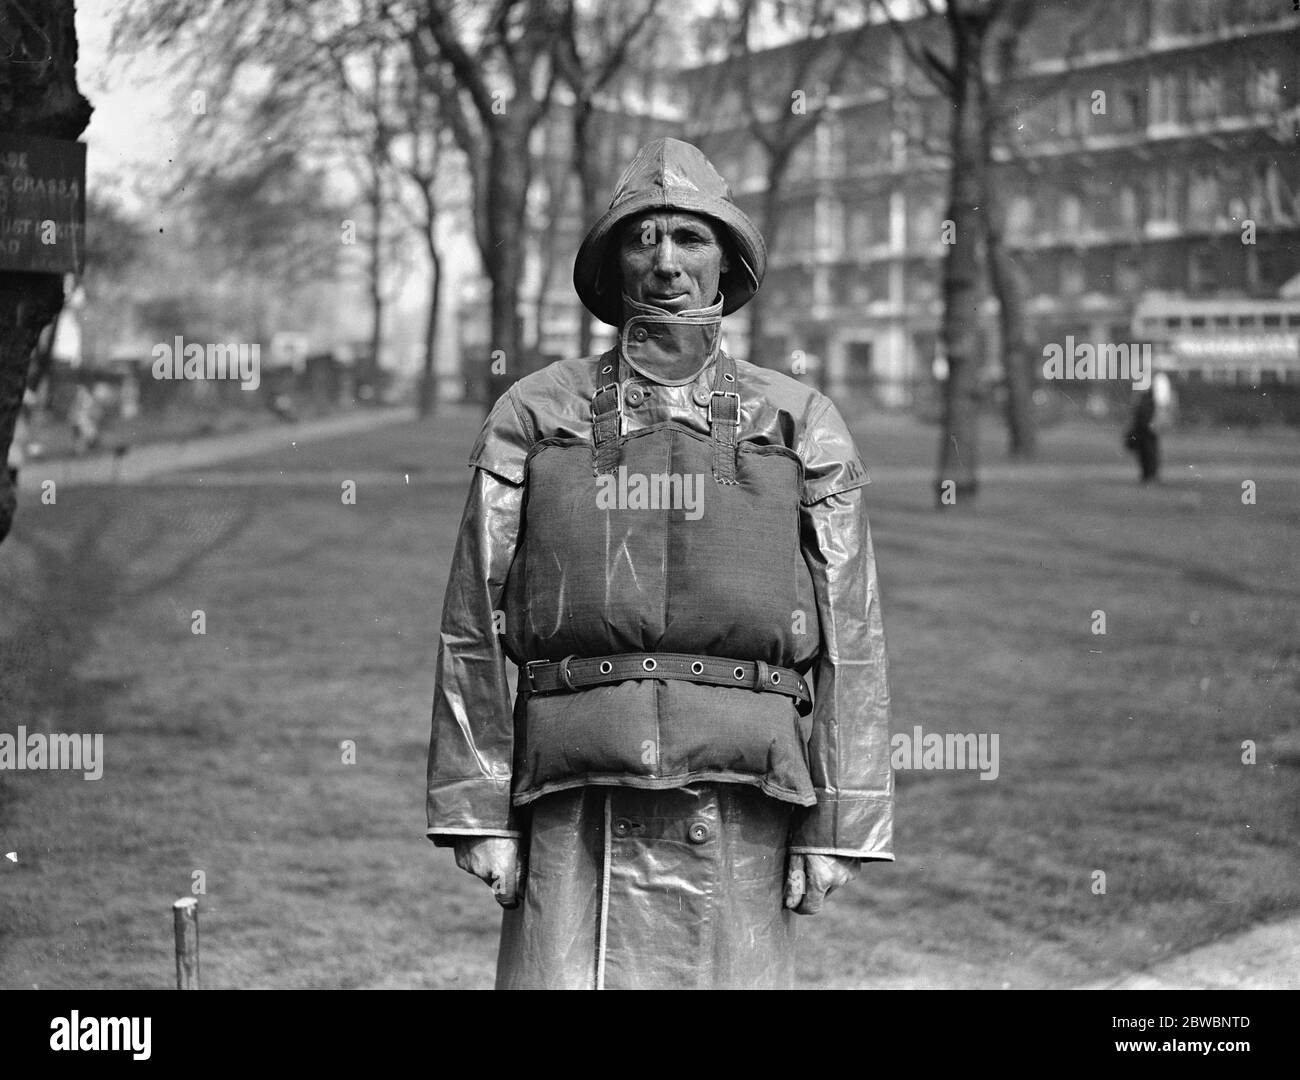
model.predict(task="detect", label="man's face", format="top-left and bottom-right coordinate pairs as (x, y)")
top-left (617, 212), bottom-right (730, 313)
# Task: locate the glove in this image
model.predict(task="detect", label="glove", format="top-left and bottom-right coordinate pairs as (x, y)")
top-left (453, 836), bottom-right (524, 909)
top-left (783, 852), bottom-right (860, 915)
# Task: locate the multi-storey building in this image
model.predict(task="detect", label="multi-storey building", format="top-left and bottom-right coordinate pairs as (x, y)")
top-left (467, 0), bottom-right (1300, 419)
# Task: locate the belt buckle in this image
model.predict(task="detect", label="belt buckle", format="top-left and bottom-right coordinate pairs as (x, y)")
top-left (592, 381), bottom-right (626, 436)
top-left (708, 390), bottom-right (741, 426)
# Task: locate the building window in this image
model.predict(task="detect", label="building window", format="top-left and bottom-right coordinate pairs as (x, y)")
top-left (821, 200), bottom-right (844, 257)
top-left (1151, 0), bottom-right (1183, 38)
top-left (1007, 194), bottom-right (1034, 240)
top-left (1058, 93), bottom-right (1076, 137)
top-left (1247, 63), bottom-right (1282, 112)
top-left (1187, 0), bottom-right (1222, 34)
top-left (1187, 170), bottom-right (1220, 228)
top-left (1119, 185), bottom-right (1141, 229)
top-left (1120, 2), bottom-right (1146, 47)
top-left (1188, 69), bottom-right (1223, 121)
top-left (1150, 72), bottom-right (1182, 125)
top-left (1060, 255), bottom-right (1086, 296)
top-left (1116, 258), bottom-right (1142, 294)
top-left (1148, 165), bottom-right (1185, 224)
top-left (1113, 87), bottom-right (1143, 129)
top-left (1189, 250), bottom-right (1218, 293)
top-left (1061, 192), bottom-right (1084, 232)
top-left (1075, 95), bottom-right (1093, 135)
top-left (1251, 159), bottom-right (1297, 225)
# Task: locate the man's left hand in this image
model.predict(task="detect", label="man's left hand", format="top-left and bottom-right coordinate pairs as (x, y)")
top-left (783, 853), bottom-right (860, 915)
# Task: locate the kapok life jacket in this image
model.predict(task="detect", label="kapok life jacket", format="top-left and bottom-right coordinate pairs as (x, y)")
top-left (501, 346), bottom-right (820, 807)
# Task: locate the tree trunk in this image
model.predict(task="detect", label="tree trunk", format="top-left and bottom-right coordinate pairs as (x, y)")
top-left (366, 152), bottom-right (385, 393)
top-left (419, 231), bottom-right (441, 418)
top-left (483, 127), bottom-right (529, 404)
top-left (935, 19), bottom-right (987, 507)
top-left (573, 100), bottom-right (600, 358)
top-left (984, 202), bottom-right (1037, 459)
top-left (0, 0), bottom-right (92, 544)
top-left (747, 169), bottom-right (783, 366)
top-left (980, 79), bottom-right (1037, 459)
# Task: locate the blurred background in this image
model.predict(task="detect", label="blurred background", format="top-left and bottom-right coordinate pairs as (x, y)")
top-left (0, 0), bottom-right (1297, 990)
top-left (10, 0), bottom-right (1300, 456)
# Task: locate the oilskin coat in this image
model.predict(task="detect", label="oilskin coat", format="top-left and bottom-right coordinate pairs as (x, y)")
top-left (426, 137), bottom-right (892, 990)
top-left (426, 333), bottom-right (894, 988)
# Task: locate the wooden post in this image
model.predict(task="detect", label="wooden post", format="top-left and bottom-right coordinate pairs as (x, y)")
top-left (173, 897), bottom-right (199, 990)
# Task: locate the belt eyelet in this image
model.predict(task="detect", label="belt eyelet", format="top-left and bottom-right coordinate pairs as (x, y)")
top-left (599, 660), bottom-right (613, 675)
top-left (691, 661), bottom-right (704, 675)
top-left (733, 666), bottom-right (745, 680)
top-left (642, 657), bottom-right (657, 672)
top-left (723, 372), bottom-right (735, 382)
top-left (771, 672), bottom-right (781, 684)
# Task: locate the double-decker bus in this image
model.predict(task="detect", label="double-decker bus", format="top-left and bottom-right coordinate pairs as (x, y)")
top-left (1132, 294), bottom-right (1300, 425)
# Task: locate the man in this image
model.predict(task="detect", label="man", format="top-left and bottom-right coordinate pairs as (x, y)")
top-left (426, 138), bottom-right (893, 990)
top-left (1125, 388), bottom-right (1160, 483)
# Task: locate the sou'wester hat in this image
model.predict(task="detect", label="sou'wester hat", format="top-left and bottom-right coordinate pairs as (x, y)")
top-left (573, 137), bottom-right (767, 327)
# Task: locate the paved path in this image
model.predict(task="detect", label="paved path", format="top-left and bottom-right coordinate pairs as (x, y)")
top-left (21, 407), bottom-right (416, 489)
top-left (1077, 914), bottom-right (1300, 990)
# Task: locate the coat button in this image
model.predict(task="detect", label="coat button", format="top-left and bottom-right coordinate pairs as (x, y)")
top-left (687, 821), bottom-right (710, 845)
top-left (692, 387), bottom-right (711, 406)
top-left (613, 818), bottom-right (632, 838)
top-left (632, 327), bottom-right (648, 343)
top-left (626, 386), bottom-right (645, 406)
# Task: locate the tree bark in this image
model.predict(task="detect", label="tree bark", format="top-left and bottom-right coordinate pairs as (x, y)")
top-left (365, 111), bottom-right (386, 395)
top-left (983, 189), bottom-right (1037, 458)
top-left (483, 124), bottom-right (530, 403)
top-left (573, 99), bottom-right (599, 358)
top-left (980, 63), bottom-right (1037, 459)
top-left (0, 0), bottom-right (92, 544)
top-left (747, 143), bottom-right (796, 366)
top-left (419, 225), bottom-right (441, 417)
top-left (935, 14), bottom-right (987, 507)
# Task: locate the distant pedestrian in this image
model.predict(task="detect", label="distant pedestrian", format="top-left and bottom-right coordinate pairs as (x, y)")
top-left (1125, 389), bottom-right (1159, 483)
top-left (70, 385), bottom-right (100, 455)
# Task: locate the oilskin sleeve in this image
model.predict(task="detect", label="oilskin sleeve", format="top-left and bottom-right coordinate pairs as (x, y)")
top-left (425, 390), bottom-right (531, 846)
top-left (789, 398), bottom-right (895, 859)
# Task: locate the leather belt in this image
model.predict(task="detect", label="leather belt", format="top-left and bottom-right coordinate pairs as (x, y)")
top-left (523, 652), bottom-right (813, 716)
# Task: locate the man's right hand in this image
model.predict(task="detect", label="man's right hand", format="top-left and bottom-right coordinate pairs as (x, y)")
top-left (453, 836), bottom-right (523, 909)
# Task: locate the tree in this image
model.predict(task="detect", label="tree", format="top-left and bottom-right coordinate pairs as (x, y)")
top-left (388, 50), bottom-right (456, 416)
top-left (553, 0), bottom-right (662, 357)
top-left (875, 0), bottom-right (1044, 502)
top-left (0, 0), bottom-right (93, 544)
top-left (413, 0), bottom-right (561, 405)
top-left (116, 0), bottom-right (418, 392)
top-left (687, 0), bottom-right (868, 364)
top-left (186, 148), bottom-right (349, 343)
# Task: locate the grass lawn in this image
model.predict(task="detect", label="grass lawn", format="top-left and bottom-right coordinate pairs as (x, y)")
top-left (0, 409), bottom-right (1296, 988)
